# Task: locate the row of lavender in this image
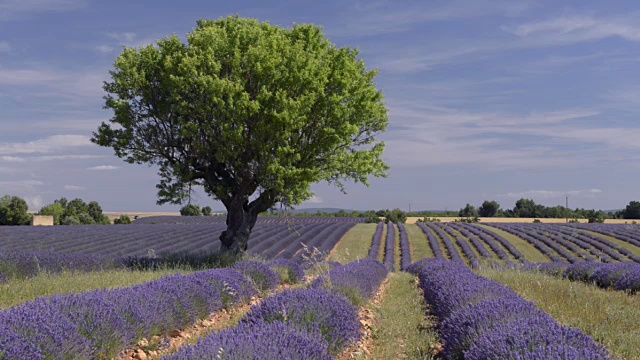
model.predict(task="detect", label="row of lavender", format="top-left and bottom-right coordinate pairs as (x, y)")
top-left (568, 223), bottom-right (640, 247)
top-left (0, 221), bottom-right (356, 279)
top-left (407, 259), bottom-right (611, 359)
top-left (133, 216), bottom-right (366, 225)
top-left (0, 221), bottom-right (355, 260)
top-left (367, 222), bottom-right (411, 272)
top-left (530, 261), bottom-right (640, 293)
top-left (416, 222), bottom-right (524, 268)
top-left (0, 259), bottom-right (304, 359)
top-left (166, 258), bottom-right (388, 359)
top-left (490, 223), bottom-right (640, 264)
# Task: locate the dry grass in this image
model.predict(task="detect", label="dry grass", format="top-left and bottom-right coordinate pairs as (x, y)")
top-left (481, 268), bottom-right (640, 360)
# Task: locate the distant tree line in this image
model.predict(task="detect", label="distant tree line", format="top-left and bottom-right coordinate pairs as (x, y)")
top-left (452, 199), bottom-right (640, 223)
top-left (0, 195), bottom-right (131, 226)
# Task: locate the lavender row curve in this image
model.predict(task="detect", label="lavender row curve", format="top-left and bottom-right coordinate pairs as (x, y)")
top-left (167, 259), bottom-right (388, 359)
top-left (397, 223), bottom-right (412, 271)
top-left (416, 222), bottom-right (445, 259)
top-left (408, 258), bottom-right (611, 359)
top-left (383, 223), bottom-right (396, 272)
top-left (528, 261), bottom-right (640, 294)
top-left (423, 223), bottom-right (464, 263)
top-left (0, 262), bottom-right (286, 359)
top-left (459, 223), bottom-right (525, 261)
top-left (368, 222), bottom-right (384, 259)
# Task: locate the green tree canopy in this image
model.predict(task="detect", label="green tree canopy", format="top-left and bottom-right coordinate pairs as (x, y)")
top-left (201, 206), bottom-right (213, 216)
top-left (92, 16), bottom-right (389, 253)
top-left (180, 204), bottom-right (203, 216)
top-left (478, 200), bottom-right (500, 217)
top-left (458, 203), bottom-right (477, 217)
top-left (0, 195), bottom-right (30, 225)
top-left (623, 201), bottom-right (640, 219)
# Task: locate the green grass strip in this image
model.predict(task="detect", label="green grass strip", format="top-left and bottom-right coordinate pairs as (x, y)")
top-left (368, 272), bottom-right (439, 359)
top-left (329, 223), bottom-right (377, 264)
top-left (480, 268), bottom-right (640, 360)
top-left (0, 268), bottom-right (186, 309)
top-left (405, 224), bottom-right (434, 261)
top-left (582, 229), bottom-right (640, 257)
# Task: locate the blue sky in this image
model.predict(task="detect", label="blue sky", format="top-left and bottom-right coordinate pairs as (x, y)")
top-left (1, 0), bottom-right (639, 212)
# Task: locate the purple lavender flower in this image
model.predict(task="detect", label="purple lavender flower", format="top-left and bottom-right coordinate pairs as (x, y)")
top-left (439, 297), bottom-right (552, 359)
top-left (267, 258), bottom-right (305, 284)
top-left (241, 288), bottom-right (360, 354)
top-left (616, 265), bottom-right (640, 293)
top-left (233, 261), bottom-right (281, 292)
top-left (465, 316), bottom-right (611, 359)
top-left (164, 321), bottom-right (331, 360)
top-left (309, 258), bottom-right (387, 305)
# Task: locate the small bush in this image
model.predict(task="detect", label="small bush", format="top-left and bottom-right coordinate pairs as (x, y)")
top-left (113, 215), bottom-right (132, 224)
top-left (233, 261), bottom-right (281, 292)
top-left (241, 288), bottom-right (360, 354)
top-left (180, 204), bottom-right (202, 216)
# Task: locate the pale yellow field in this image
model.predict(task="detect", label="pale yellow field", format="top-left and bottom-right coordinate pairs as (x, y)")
top-left (103, 211), bottom-right (180, 221)
top-left (404, 217), bottom-right (639, 224)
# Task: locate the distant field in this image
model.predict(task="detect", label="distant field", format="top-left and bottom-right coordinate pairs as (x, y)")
top-left (404, 217), bottom-right (639, 224)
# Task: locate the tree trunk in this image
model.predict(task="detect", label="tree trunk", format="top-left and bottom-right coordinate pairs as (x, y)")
top-left (219, 198), bottom-right (259, 254)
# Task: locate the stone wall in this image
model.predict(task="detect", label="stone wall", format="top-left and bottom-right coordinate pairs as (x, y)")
top-left (31, 215), bottom-right (54, 226)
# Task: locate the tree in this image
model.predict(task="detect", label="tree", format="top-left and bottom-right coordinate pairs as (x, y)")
top-left (88, 201), bottom-right (111, 224)
top-left (114, 215), bottom-right (132, 224)
top-left (623, 201), bottom-right (640, 219)
top-left (201, 206), bottom-right (213, 216)
top-left (458, 204), bottom-right (477, 218)
top-left (92, 16), bottom-right (388, 253)
top-left (513, 198), bottom-right (540, 218)
top-left (384, 208), bottom-right (407, 224)
top-left (39, 202), bottom-right (65, 225)
top-left (478, 200), bottom-right (500, 217)
top-left (180, 204), bottom-right (203, 216)
top-left (0, 195), bottom-right (30, 225)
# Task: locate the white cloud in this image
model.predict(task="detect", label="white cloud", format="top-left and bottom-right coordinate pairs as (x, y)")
top-left (64, 185), bottom-right (85, 190)
top-left (105, 32), bottom-right (159, 48)
top-left (305, 195), bottom-right (323, 204)
top-left (332, 0), bottom-right (534, 38)
top-left (0, 179), bottom-right (44, 192)
top-left (94, 45), bottom-right (114, 54)
top-left (0, 156), bottom-right (25, 162)
top-left (87, 165), bottom-right (119, 171)
top-left (500, 189), bottom-right (603, 199)
top-left (503, 15), bottom-right (640, 45)
top-left (0, 135), bottom-right (92, 155)
top-left (35, 155), bottom-right (103, 161)
top-left (0, 0), bottom-right (86, 20)
top-left (23, 195), bottom-right (44, 210)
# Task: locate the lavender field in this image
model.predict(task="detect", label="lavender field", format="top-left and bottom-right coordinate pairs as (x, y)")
top-left (1, 220), bottom-right (639, 359)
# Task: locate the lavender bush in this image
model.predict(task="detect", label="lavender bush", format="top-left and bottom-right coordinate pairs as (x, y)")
top-left (383, 222), bottom-right (395, 272)
top-left (397, 223), bottom-right (412, 270)
top-left (368, 222), bottom-right (384, 259)
top-left (0, 268), bottom-right (258, 359)
top-left (616, 265), bottom-right (640, 293)
top-left (232, 261), bottom-right (281, 292)
top-left (415, 260), bottom-right (611, 359)
top-left (164, 321), bottom-right (331, 360)
top-left (241, 288), bottom-right (360, 354)
top-left (267, 258), bottom-right (305, 284)
top-left (439, 297), bottom-right (552, 359)
top-left (309, 258), bottom-right (387, 305)
top-left (466, 316), bottom-right (610, 359)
